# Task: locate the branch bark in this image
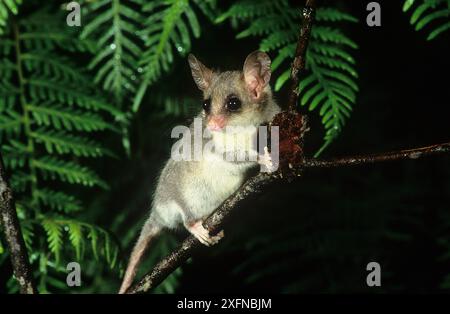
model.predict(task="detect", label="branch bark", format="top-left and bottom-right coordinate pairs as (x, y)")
top-left (0, 151), bottom-right (37, 294)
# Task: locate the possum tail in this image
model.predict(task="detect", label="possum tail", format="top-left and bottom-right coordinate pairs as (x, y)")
top-left (118, 217), bottom-right (162, 294)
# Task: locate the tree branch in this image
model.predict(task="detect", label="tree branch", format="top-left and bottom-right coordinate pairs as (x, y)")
top-left (0, 151), bottom-right (37, 294)
top-left (288, 0), bottom-right (316, 111)
top-left (302, 142), bottom-right (450, 168)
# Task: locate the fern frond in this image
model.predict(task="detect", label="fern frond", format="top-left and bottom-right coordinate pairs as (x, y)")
top-left (236, 13), bottom-right (294, 39)
top-left (192, 0), bottom-right (217, 22)
top-left (1, 6), bottom-right (121, 291)
top-left (0, 38), bottom-right (14, 54)
top-left (0, 58), bottom-right (16, 80)
top-left (0, 0), bottom-right (21, 35)
top-left (33, 156), bottom-right (108, 189)
top-left (0, 109), bottom-right (22, 139)
top-left (27, 103), bottom-right (117, 132)
top-left (67, 222), bottom-right (84, 260)
top-left (0, 84), bottom-right (18, 109)
top-left (1, 140), bottom-right (28, 170)
top-left (42, 219), bottom-right (64, 264)
top-left (302, 25), bottom-right (359, 156)
top-left (39, 217), bottom-right (119, 268)
top-left (19, 10), bottom-right (95, 53)
top-left (133, 0), bottom-right (217, 112)
top-left (315, 7), bottom-right (359, 23)
top-left (27, 79), bottom-right (119, 116)
top-left (21, 52), bottom-right (90, 84)
top-left (81, 0), bottom-right (144, 101)
top-left (8, 171), bottom-right (32, 193)
top-left (260, 29), bottom-right (297, 51)
top-left (35, 188), bottom-right (82, 213)
top-left (88, 227), bottom-right (99, 260)
top-left (215, 0), bottom-right (279, 23)
top-left (21, 54), bottom-right (123, 116)
top-left (403, 0), bottom-right (450, 40)
top-left (31, 128), bottom-right (114, 157)
top-left (66, 219), bottom-right (119, 268)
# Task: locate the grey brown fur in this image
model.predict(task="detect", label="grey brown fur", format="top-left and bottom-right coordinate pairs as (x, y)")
top-left (119, 51), bottom-right (280, 293)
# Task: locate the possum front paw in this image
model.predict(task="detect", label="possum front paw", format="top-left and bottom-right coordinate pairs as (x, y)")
top-left (258, 146), bottom-right (277, 173)
top-left (188, 221), bottom-right (224, 246)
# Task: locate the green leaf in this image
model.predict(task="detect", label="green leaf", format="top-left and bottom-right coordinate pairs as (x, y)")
top-left (82, 0), bottom-right (144, 101)
top-left (35, 188), bottom-right (82, 213)
top-left (0, 109), bottom-right (22, 139)
top-left (0, 140), bottom-right (28, 170)
top-left (0, 0), bottom-right (21, 35)
top-left (22, 52), bottom-right (89, 84)
top-left (133, 0), bottom-right (217, 112)
top-left (67, 222), bottom-right (83, 260)
top-left (1, 6), bottom-right (120, 291)
top-left (27, 103), bottom-right (117, 133)
top-left (31, 128), bottom-right (114, 157)
top-left (42, 219), bottom-right (64, 264)
top-left (403, 0), bottom-right (416, 12)
top-left (88, 227), bottom-right (99, 261)
top-left (27, 79), bottom-right (119, 116)
top-left (428, 20), bottom-right (450, 39)
top-left (33, 156), bottom-right (108, 189)
top-left (274, 69), bottom-right (290, 91)
top-left (404, 0), bottom-right (450, 40)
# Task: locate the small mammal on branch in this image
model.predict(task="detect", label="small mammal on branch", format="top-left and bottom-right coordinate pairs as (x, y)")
top-left (119, 51), bottom-right (280, 293)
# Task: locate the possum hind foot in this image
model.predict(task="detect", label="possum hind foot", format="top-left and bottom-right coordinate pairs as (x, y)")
top-left (187, 220), bottom-right (224, 246)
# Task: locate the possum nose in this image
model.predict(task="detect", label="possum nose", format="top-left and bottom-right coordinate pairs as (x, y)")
top-left (207, 115), bottom-right (227, 131)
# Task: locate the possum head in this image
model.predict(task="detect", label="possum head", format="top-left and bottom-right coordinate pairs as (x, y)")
top-left (188, 51), bottom-right (275, 131)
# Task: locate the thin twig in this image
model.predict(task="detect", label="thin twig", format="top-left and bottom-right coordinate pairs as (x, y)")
top-left (302, 142), bottom-right (450, 168)
top-left (0, 151), bottom-right (37, 294)
top-left (287, 0), bottom-right (316, 111)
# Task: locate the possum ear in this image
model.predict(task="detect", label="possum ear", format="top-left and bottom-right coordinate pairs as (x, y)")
top-left (243, 51), bottom-right (271, 100)
top-left (188, 54), bottom-right (213, 91)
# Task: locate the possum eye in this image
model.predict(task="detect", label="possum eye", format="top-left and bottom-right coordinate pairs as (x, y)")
top-left (202, 98), bottom-right (211, 113)
top-left (226, 95), bottom-right (241, 112)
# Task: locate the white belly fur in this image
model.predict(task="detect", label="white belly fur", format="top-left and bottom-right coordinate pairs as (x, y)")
top-left (182, 156), bottom-right (248, 219)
